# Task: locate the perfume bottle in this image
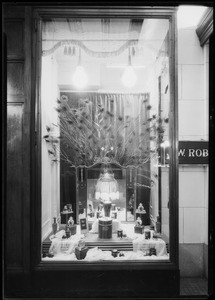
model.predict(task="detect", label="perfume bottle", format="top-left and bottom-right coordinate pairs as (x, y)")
top-left (52, 217), bottom-right (57, 236)
top-left (156, 216), bottom-right (161, 233)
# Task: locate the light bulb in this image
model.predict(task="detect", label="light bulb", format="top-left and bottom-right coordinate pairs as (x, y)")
top-left (72, 65), bottom-right (88, 89)
top-left (161, 141), bottom-right (170, 148)
top-left (121, 65), bottom-right (137, 88)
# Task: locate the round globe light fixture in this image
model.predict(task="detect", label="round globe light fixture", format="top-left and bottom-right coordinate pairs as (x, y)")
top-left (72, 65), bottom-right (88, 89)
top-left (121, 49), bottom-right (137, 88)
top-left (72, 48), bottom-right (88, 89)
top-left (121, 65), bottom-right (137, 88)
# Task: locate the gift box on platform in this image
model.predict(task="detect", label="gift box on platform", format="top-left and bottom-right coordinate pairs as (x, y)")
top-left (134, 226), bottom-right (144, 234)
top-left (111, 212), bottom-right (117, 219)
top-left (75, 246), bottom-right (88, 260)
top-left (88, 222), bottom-right (93, 231)
top-left (69, 224), bottom-right (77, 235)
top-left (96, 212), bottom-right (101, 218)
top-left (149, 248), bottom-right (156, 256)
top-left (144, 229), bottom-right (151, 239)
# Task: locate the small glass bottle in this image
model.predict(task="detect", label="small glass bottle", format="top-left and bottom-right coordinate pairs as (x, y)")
top-left (156, 216), bottom-right (161, 233)
top-left (52, 217), bottom-right (57, 235)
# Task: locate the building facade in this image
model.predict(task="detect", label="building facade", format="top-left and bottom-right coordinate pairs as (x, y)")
top-left (2, 3), bottom-right (213, 298)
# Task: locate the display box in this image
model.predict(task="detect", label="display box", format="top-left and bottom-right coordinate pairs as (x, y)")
top-left (98, 219), bottom-right (112, 239)
top-left (134, 226), bottom-right (144, 234)
top-left (111, 212), bottom-right (117, 219)
top-left (69, 224), bottom-right (77, 235)
top-left (75, 246), bottom-right (88, 260)
top-left (89, 212), bottom-right (94, 218)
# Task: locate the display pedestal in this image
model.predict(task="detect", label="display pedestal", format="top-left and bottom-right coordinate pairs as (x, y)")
top-left (103, 202), bottom-right (112, 217)
top-left (98, 218), bottom-right (112, 239)
top-left (69, 224), bottom-right (77, 235)
top-left (135, 209), bottom-right (146, 225)
top-left (61, 210), bottom-right (73, 224)
top-left (90, 218), bottom-right (121, 233)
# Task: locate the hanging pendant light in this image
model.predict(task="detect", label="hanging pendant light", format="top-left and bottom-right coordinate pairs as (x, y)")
top-left (72, 48), bottom-right (88, 89)
top-left (121, 47), bottom-right (137, 88)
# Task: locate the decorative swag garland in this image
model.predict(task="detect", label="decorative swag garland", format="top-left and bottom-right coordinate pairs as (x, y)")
top-left (42, 39), bottom-right (138, 57)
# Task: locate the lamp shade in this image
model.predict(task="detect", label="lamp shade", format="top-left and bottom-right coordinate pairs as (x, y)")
top-left (121, 65), bottom-right (137, 88)
top-left (72, 65), bottom-right (88, 89)
top-left (95, 170), bottom-right (119, 203)
top-left (72, 48), bottom-right (88, 89)
top-left (121, 49), bottom-right (137, 88)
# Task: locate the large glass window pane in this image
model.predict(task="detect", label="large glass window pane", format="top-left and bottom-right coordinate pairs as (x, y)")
top-left (41, 17), bottom-right (171, 262)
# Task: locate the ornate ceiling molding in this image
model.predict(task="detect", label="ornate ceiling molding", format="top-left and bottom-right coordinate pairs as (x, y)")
top-left (196, 7), bottom-right (213, 47)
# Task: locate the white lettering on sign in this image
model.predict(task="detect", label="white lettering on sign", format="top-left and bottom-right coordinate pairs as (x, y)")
top-left (189, 149), bottom-right (195, 157)
top-left (178, 142), bottom-right (208, 164)
top-left (196, 149), bottom-right (202, 157)
top-left (187, 148), bottom-right (209, 157)
top-left (178, 149), bottom-right (185, 157)
top-left (202, 149), bottom-right (208, 157)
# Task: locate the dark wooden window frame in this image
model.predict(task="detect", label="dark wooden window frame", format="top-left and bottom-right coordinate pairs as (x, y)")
top-left (31, 6), bottom-right (179, 272)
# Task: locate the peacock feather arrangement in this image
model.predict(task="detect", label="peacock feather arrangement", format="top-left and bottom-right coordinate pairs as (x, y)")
top-left (43, 94), bottom-right (168, 186)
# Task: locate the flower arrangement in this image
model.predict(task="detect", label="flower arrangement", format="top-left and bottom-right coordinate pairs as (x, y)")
top-left (43, 94), bottom-right (168, 186)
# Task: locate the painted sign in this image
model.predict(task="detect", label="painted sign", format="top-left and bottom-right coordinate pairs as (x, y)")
top-left (178, 141), bottom-right (209, 164)
top-left (80, 218), bottom-right (88, 234)
top-left (161, 141), bottom-right (209, 165)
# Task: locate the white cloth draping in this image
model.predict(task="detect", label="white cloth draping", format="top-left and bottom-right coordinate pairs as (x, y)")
top-left (49, 230), bottom-right (84, 255)
top-left (132, 235), bottom-right (167, 256)
top-left (43, 247), bottom-right (169, 261)
top-left (47, 227), bottom-right (168, 259)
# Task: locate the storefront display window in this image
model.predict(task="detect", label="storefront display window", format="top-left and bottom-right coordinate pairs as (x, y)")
top-left (40, 16), bottom-right (173, 262)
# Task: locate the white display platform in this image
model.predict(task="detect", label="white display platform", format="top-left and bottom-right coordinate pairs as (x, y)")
top-left (132, 235), bottom-right (167, 256)
top-left (43, 248), bottom-right (169, 261)
top-left (45, 223), bottom-right (169, 261)
top-left (48, 230), bottom-right (84, 255)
